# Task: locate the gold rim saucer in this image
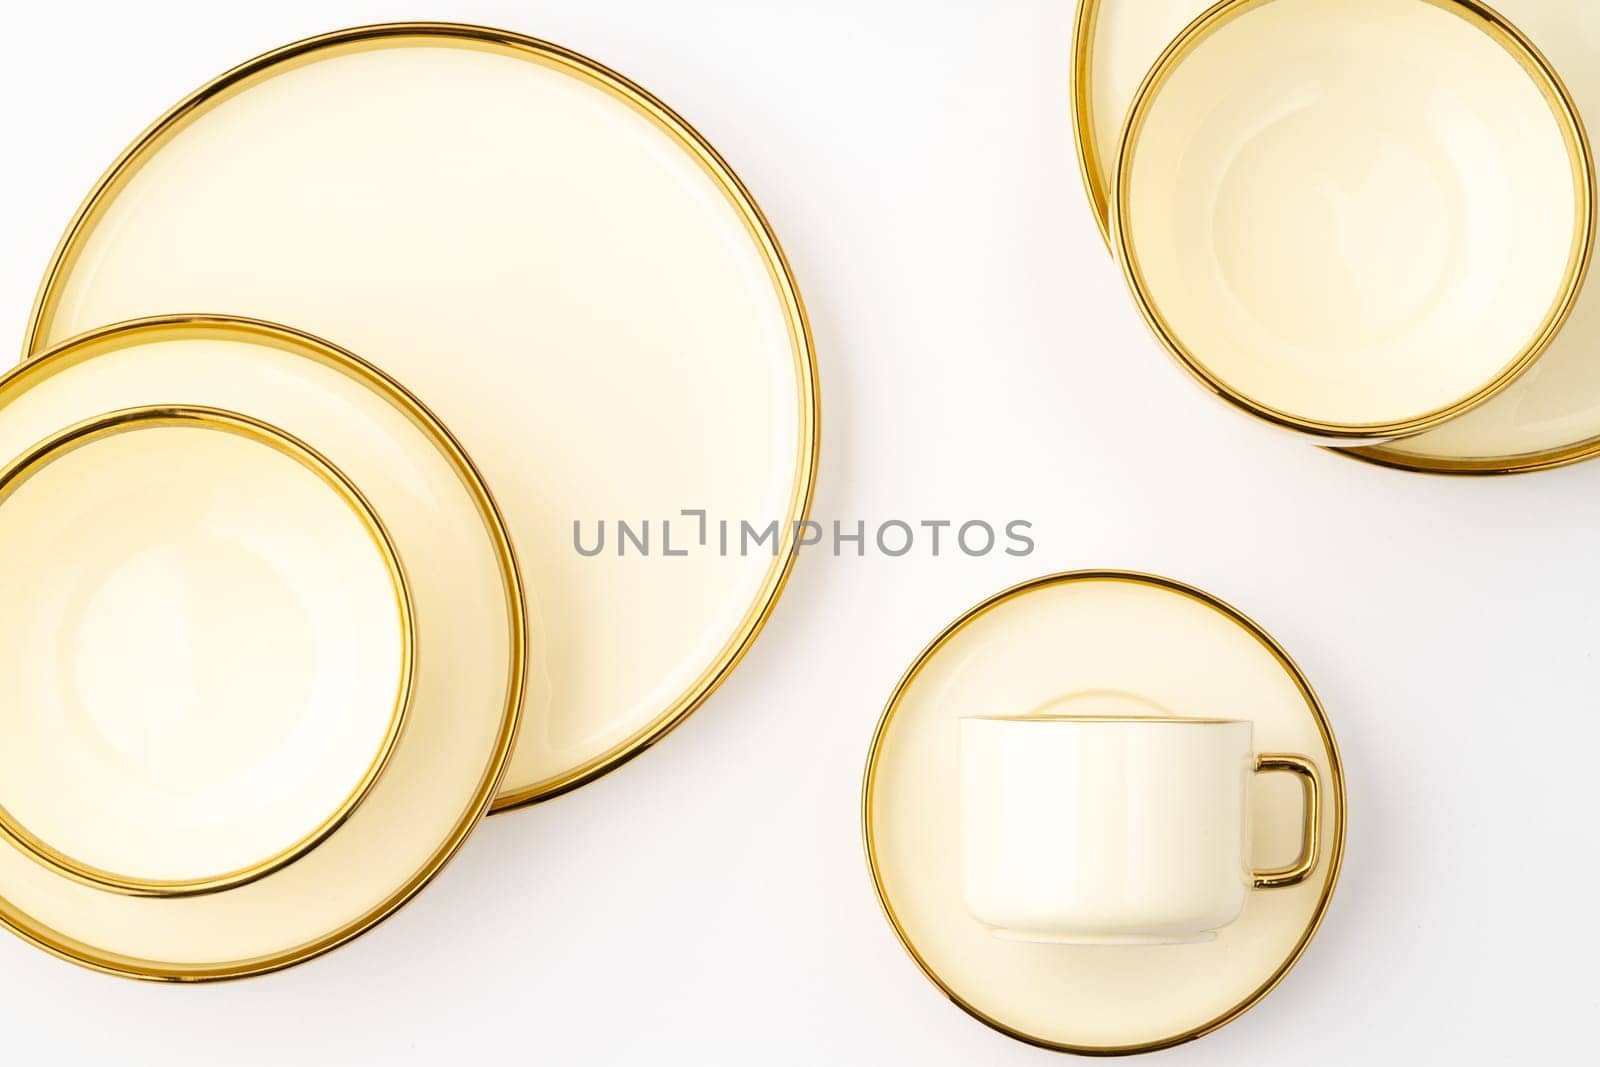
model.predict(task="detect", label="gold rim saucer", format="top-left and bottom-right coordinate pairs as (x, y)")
top-left (0, 317), bottom-right (525, 981)
top-left (862, 570), bottom-right (1347, 1055)
top-left (0, 405), bottom-right (415, 899)
top-left (1102, 0), bottom-right (1594, 442)
top-left (23, 22), bottom-right (820, 812)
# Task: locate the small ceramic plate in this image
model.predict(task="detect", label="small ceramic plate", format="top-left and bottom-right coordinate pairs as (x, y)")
top-left (0, 317), bottom-right (524, 980)
top-left (1109, 0), bottom-right (1592, 440)
top-left (27, 22), bottom-right (819, 810)
top-left (0, 405), bottom-right (412, 898)
top-left (862, 571), bottom-right (1346, 1055)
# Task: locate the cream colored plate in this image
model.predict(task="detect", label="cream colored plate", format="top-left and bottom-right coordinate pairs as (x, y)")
top-left (1074, 0), bottom-right (1600, 473)
top-left (26, 22), bottom-right (818, 810)
top-left (0, 405), bottom-right (411, 898)
top-left (862, 571), bottom-right (1346, 1055)
top-left (1108, 0), bottom-right (1592, 440)
top-left (0, 318), bottom-right (523, 980)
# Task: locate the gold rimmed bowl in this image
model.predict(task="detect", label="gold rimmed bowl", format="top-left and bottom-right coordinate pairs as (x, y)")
top-left (1340, 1), bottom-right (1600, 473)
top-left (0, 317), bottom-right (525, 980)
top-left (1109, 0), bottom-right (1594, 442)
top-left (0, 405), bottom-right (413, 899)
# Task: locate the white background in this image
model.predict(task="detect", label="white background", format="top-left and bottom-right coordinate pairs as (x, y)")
top-left (2, 1), bottom-right (1598, 1063)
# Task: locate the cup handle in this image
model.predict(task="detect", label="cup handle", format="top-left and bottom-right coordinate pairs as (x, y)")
top-left (1251, 754), bottom-right (1321, 889)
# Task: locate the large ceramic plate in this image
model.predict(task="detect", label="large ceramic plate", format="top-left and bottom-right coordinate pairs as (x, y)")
top-left (863, 571), bottom-right (1346, 1054)
top-left (0, 317), bottom-right (523, 980)
top-left (26, 23), bottom-right (819, 809)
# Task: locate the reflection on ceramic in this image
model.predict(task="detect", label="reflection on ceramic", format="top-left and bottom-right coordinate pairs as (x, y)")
top-left (1071, 0), bottom-right (1212, 242)
top-left (0, 406), bottom-right (411, 898)
top-left (863, 571), bottom-right (1345, 1055)
top-left (27, 23), bottom-right (819, 811)
top-left (1112, 0), bottom-right (1592, 439)
top-left (962, 716), bottom-right (1319, 945)
top-left (1345, 3), bottom-right (1600, 473)
top-left (0, 318), bottom-right (523, 981)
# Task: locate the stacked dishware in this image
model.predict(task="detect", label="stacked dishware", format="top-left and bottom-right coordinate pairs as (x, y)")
top-left (861, 570), bottom-right (1345, 1056)
top-left (0, 23), bottom-right (818, 979)
top-left (1074, 0), bottom-right (1600, 474)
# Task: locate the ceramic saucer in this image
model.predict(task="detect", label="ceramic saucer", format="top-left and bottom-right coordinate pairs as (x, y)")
top-left (862, 571), bottom-right (1346, 1054)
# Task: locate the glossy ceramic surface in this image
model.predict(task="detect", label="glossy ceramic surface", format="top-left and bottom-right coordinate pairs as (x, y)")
top-left (863, 571), bottom-right (1345, 1055)
top-left (0, 318), bottom-right (524, 980)
top-left (1347, 1), bottom-right (1600, 472)
top-left (1111, 0), bottom-right (1592, 440)
top-left (1074, 0), bottom-right (1600, 473)
top-left (26, 23), bottom-right (818, 810)
top-left (0, 406), bottom-right (411, 898)
top-left (1071, 0), bottom-right (1207, 243)
top-left (962, 717), bottom-right (1256, 945)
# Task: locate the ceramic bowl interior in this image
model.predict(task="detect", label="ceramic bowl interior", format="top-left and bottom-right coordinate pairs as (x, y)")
top-left (0, 407), bottom-right (409, 895)
top-left (23, 26), bottom-right (818, 811)
top-left (0, 320), bottom-right (522, 980)
top-left (1114, 0), bottom-right (1592, 436)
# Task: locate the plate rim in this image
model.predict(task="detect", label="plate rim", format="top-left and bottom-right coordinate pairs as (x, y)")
top-left (1075, 0), bottom-right (1600, 475)
top-left (1092, 0), bottom-right (1596, 443)
top-left (859, 569), bottom-right (1348, 1056)
top-left (1068, 0), bottom-right (1117, 249)
top-left (0, 314), bottom-right (527, 982)
top-left (20, 21), bottom-right (821, 810)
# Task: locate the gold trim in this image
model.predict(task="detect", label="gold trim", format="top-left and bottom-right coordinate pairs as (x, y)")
top-left (18, 22), bottom-right (820, 812)
top-left (1077, 0), bottom-right (1600, 474)
top-left (0, 405), bottom-right (416, 899)
top-left (1105, 0), bottom-right (1596, 441)
top-left (861, 569), bottom-right (1348, 1057)
top-left (1251, 754), bottom-right (1320, 889)
top-left (1334, 429), bottom-right (1600, 476)
top-left (0, 316), bottom-right (527, 981)
top-left (1069, 0), bottom-right (1114, 247)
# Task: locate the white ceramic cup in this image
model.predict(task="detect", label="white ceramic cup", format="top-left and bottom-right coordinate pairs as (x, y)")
top-left (960, 715), bottom-right (1320, 944)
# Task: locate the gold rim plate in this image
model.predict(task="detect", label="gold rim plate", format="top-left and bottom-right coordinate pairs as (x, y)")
top-left (24, 22), bottom-right (818, 810)
top-left (862, 570), bottom-right (1346, 1055)
top-left (0, 317), bottom-right (524, 981)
